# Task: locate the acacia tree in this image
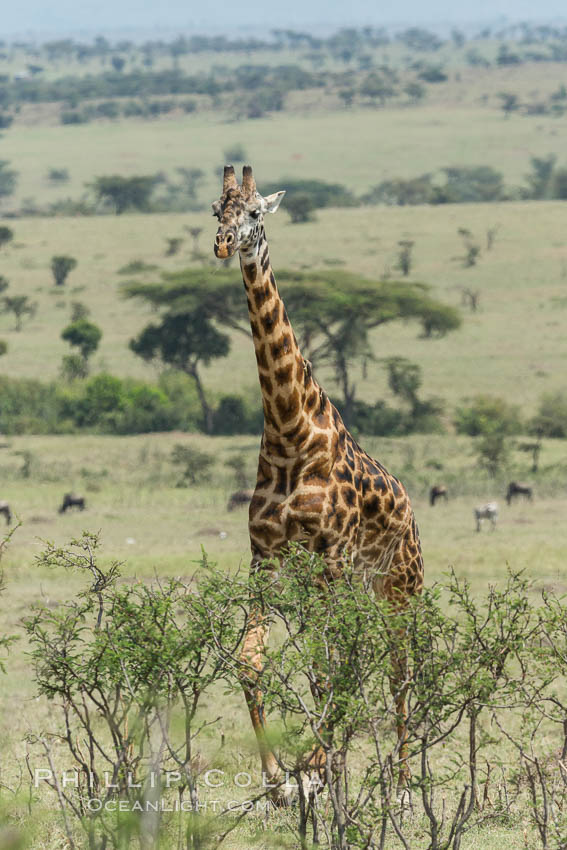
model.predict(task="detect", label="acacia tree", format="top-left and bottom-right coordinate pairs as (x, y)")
top-left (51, 255), bottom-right (77, 286)
top-left (2, 295), bottom-right (36, 331)
top-left (0, 226), bottom-right (13, 250)
top-left (0, 162), bottom-right (17, 203)
top-left (90, 174), bottom-right (160, 214)
top-left (124, 269), bottom-right (247, 433)
top-left (61, 318), bottom-right (102, 378)
top-left (279, 270), bottom-right (461, 426)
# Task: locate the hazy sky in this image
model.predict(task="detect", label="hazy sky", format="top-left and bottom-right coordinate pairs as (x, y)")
top-left (4, 0), bottom-right (567, 39)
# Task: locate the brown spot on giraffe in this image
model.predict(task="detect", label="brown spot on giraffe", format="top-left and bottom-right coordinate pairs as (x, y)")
top-left (212, 164), bottom-right (423, 799)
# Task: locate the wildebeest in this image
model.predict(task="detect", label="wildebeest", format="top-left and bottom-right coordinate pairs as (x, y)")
top-left (429, 485), bottom-right (448, 506)
top-left (227, 489), bottom-right (254, 512)
top-left (58, 493), bottom-right (86, 514)
top-left (474, 502), bottom-right (498, 532)
top-left (506, 481), bottom-right (533, 506)
top-left (0, 501), bottom-right (11, 525)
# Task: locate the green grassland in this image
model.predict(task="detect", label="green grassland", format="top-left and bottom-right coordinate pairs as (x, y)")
top-left (1, 431), bottom-right (565, 849)
top-left (1, 198), bottom-right (566, 416)
top-left (3, 89), bottom-right (567, 209)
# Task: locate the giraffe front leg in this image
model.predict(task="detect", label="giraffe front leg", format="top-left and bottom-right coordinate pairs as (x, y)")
top-left (390, 648), bottom-right (411, 799)
top-left (239, 605), bottom-right (285, 801)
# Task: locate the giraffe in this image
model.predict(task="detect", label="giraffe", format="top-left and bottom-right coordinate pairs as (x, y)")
top-left (213, 165), bottom-right (424, 798)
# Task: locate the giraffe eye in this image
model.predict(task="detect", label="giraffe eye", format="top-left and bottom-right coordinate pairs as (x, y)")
top-left (251, 209), bottom-right (261, 219)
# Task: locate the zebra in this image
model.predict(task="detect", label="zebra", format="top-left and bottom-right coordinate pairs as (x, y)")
top-left (506, 481), bottom-right (533, 506)
top-left (429, 485), bottom-right (448, 506)
top-left (474, 502), bottom-right (498, 532)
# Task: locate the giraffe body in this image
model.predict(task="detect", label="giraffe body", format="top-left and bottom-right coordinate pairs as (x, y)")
top-left (213, 165), bottom-right (423, 794)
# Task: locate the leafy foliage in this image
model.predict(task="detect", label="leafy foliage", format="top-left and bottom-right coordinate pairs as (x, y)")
top-left (261, 178), bottom-right (358, 209)
top-left (125, 269), bottom-right (246, 432)
top-left (279, 269), bottom-right (461, 426)
top-left (455, 394), bottom-right (523, 436)
top-left (530, 390), bottom-right (567, 438)
top-left (50, 254), bottom-right (77, 286)
top-left (0, 161), bottom-right (17, 201)
top-left (61, 318), bottom-right (102, 361)
top-left (90, 174), bottom-right (161, 213)
top-left (1, 294), bottom-right (36, 331)
top-left (0, 225), bottom-right (14, 248)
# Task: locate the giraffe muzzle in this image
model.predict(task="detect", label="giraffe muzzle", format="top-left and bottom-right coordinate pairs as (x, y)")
top-left (214, 229), bottom-right (236, 259)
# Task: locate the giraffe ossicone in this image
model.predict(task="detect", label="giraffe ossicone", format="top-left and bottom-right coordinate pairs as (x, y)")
top-left (212, 165), bottom-right (424, 799)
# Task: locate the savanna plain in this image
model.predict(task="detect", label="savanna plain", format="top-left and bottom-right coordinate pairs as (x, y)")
top-left (0, 26), bottom-right (567, 849)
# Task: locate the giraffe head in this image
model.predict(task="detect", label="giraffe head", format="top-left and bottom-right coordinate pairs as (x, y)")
top-left (212, 165), bottom-right (285, 259)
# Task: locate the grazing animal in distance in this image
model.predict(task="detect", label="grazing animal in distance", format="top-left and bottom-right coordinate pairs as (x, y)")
top-left (0, 501), bottom-right (11, 525)
top-left (58, 493), bottom-right (86, 514)
top-left (212, 164), bottom-right (424, 799)
top-left (429, 484), bottom-right (448, 506)
top-left (474, 502), bottom-right (498, 532)
top-left (506, 481), bottom-right (533, 506)
top-left (227, 489), bottom-right (254, 512)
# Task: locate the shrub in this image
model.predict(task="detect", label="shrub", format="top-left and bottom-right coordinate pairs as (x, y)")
top-left (94, 100), bottom-right (120, 119)
top-left (61, 318), bottom-right (102, 361)
top-left (51, 254), bottom-right (77, 286)
top-left (530, 390), bottom-right (567, 437)
top-left (171, 444), bottom-right (214, 485)
top-left (47, 167), bottom-right (70, 183)
top-left (432, 166), bottom-right (506, 203)
top-left (362, 174), bottom-right (433, 206)
top-left (60, 110), bottom-right (88, 124)
top-left (417, 64), bottom-right (448, 82)
top-left (60, 353), bottom-right (89, 381)
top-left (551, 167), bottom-right (567, 201)
top-left (223, 143), bottom-right (247, 162)
top-left (350, 399), bottom-right (403, 436)
top-left (285, 193), bottom-right (317, 223)
top-left (0, 376), bottom-right (59, 434)
top-left (212, 394), bottom-right (262, 435)
top-left (455, 394), bottom-right (523, 436)
top-left (261, 177), bottom-right (358, 209)
top-left (0, 226), bottom-right (14, 249)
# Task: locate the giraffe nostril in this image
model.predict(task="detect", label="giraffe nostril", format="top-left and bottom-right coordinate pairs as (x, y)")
top-left (215, 234), bottom-right (222, 244)
top-left (226, 233), bottom-right (234, 244)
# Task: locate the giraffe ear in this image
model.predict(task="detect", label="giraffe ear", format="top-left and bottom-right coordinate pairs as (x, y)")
top-left (263, 191), bottom-right (286, 214)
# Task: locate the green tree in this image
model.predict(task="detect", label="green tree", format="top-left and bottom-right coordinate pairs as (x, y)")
top-left (404, 81), bottom-right (426, 103)
top-left (525, 154), bottom-right (556, 199)
top-left (285, 193), bottom-right (316, 223)
top-left (170, 444), bottom-right (214, 485)
top-left (359, 71), bottom-right (396, 105)
top-left (280, 270), bottom-right (461, 426)
top-left (455, 395), bottom-right (523, 436)
top-left (551, 167), bottom-right (567, 200)
top-left (396, 240), bottom-right (414, 276)
top-left (2, 295), bottom-right (36, 331)
top-left (497, 91), bottom-right (519, 117)
top-left (61, 318), bottom-right (102, 377)
top-left (385, 356), bottom-right (443, 431)
top-left (0, 162), bottom-right (17, 202)
top-left (51, 255), bottom-right (77, 286)
top-left (0, 227), bottom-right (13, 249)
top-left (124, 269), bottom-right (246, 433)
top-left (0, 340), bottom-right (7, 357)
top-left (474, 425), bottom-right (510, 476)
top-left (90, 174), bottom-right (160, 214)
top-left (530, 390), bottom-right (567, 437)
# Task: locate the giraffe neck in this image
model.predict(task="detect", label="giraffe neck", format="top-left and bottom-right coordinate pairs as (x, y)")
top-left (239, 227), bottom-right (325, 455)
